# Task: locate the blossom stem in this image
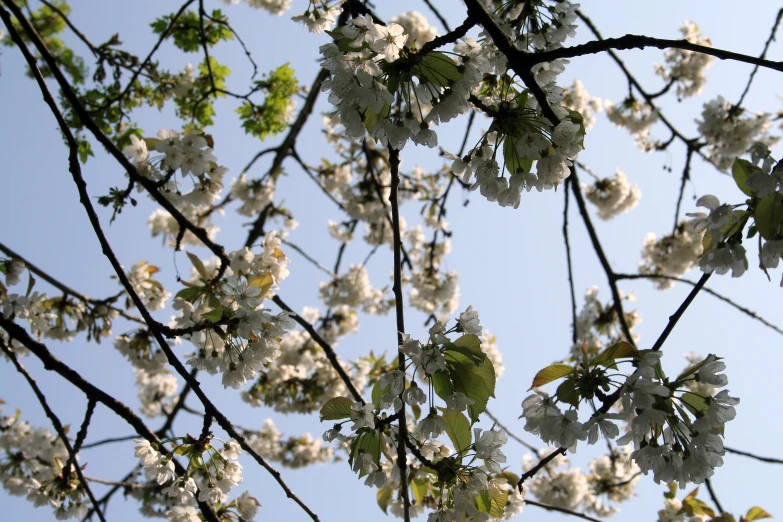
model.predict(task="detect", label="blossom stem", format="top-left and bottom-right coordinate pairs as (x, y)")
top-left (389, 145), bottom-right (411, 522)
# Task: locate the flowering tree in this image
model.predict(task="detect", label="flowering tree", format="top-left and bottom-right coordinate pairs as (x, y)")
top-left (1, 1), bottom-right (783, 521)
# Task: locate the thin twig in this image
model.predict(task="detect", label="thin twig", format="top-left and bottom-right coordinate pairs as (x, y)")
top-left (563, 178), bottom-right (578, 345)
top-left (615, 273), bottom-right (783, 336)
top-left (725, 446), bottom-right (783, 464)
top-left (735, 8), bottom-right (783, 108)
top-left (0, 242), bottom-right (145, 325)
top-left (484, 409), bottom-right (540, 452)
top-left (704, 478), bottom-right (725, 515)
top-left (422, 0), bottom-right (450, 32)
top-left (525, 499), bottom-right (604, 522)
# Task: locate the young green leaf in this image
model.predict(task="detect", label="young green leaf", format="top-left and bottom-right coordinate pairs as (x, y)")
top-left (591, 341), bottom-right (638, 368)
top-left (731, 158), bottom-right (756, 197)
top-left (754, 192), bottom-right (783, 240)
top-left (529, 363), bottom-right (574, 390)
top-left (319, 396), bottom-right (354, 421)
top-left (442, 410), bottom-right (472, 454)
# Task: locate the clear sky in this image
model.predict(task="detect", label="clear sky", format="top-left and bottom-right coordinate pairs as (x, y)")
top-left (1, 1), bottom-right (782, 521)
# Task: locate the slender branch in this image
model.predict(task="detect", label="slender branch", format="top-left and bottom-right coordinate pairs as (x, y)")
top-left (725, 446), bottom-right (783, 464)
top-left (569, 166), bottom-right (636, 346)
top-left (650, 272), bottom-right (710, 352)
top-left (422, 0), bottom-right (450, 32)
top-left (420, 17), bottom-right (475, 55)
top-left (563, 178), bottom-right (578, 345)
top-left (84, 476), bottom-right (155, 489)
top-left (525, 499), bottom-right (604, 522)
top-left (526, 33), bottom-right (783, 73)
top-left (484, 409), bottom-right (540, 452)
top-left (0, 242), bottom-right (145, 325)
top-left (736, 8), bottom-right (783, 107)
top-left (0, 343), bottom-right (107, 522)
top-left (388, 145), bottom-right (411, 521)
top-left (272, 296), bottom-right (364, 403)
top-left (64, 399), bottom-right (97, 474)
top-left (282, 238), bottom-right (337, 278)
top-left (81, 435), bottom-right (137, 450)
top-left (615, 273), bottom-right (783, 337)
top-left (704, 478), bottom-right (725, 515)
top-left (672, 145), bottom-right (696, 234)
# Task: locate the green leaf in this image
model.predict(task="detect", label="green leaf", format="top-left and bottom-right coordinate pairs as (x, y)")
top-left (411, 477), bottom-right (430, 504)
top-left (489, 488), bottom-right (509, 519)
top-left (754, 192), bottom-right (783, 240)
top-left (175, 286), bottom-right (202, 303)
top-left (664, 482), bottom-right (678, 499)
top-left (555, 378), bottom-right (579, 408)
top-left (372, 381), bottom-right (389, 407)
top-left (445, 351), bottom-right (496, 423)
top-left (503, 135), bottom-right (533, 175)
top-left (363, 103), bottom-right (390, 133)
top-left (682, 497), bottom-right (715, 518)
top-left (475, 490), bottom-right (492, 513)
top-left (415, 51), bottom-right (462, 89)
top-left (732, 158), bottom-right (756, 197)
top-left (319, 396), bottom-right (354, 421)
top-left (442, 410), bottom-right (472, 454)
top-left (186, 252), bottom-right (208, 279)
top-left (202, 306), bottom-right (223, 323)
top-left (745, 506), bottom-right (773, 521)
top-left (529, 363), bottom-right (574, 390)
top-left (445, 334), bottom-right (485, 366)
top-left (591, 341), bottom-right (638, 368)
top-left (349, 428), bottom-right (383, 476)
top-left (680, 392), bottom-right (709, 417)
top-left (431, 371), bottom-right (453, 401)
top-left (377, 487), bottom-right (393, 514)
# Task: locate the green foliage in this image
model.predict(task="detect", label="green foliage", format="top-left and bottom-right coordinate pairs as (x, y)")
top-left (413, 51), bottom-right (463, 89)
top-left (319, 396), bottom-right (354, 421)
top-left (441, 409), bottom-right (471, 454)
top-left (444, 349), bottom-right (496, 424)
top-left (151, 9), bottom-right (233, 53)
top-left (349, 428), bottom-right (383, 476)
top-left (753, 192), bottom-right (783, 240)
top-left (529, 363), bottom-right (574, 389)
top-left (732, 158), bottom-right (756, 197)
top-left (237, 63), bottom-right (299, 141)
top-left (591, 341), bottom-right (638, 368)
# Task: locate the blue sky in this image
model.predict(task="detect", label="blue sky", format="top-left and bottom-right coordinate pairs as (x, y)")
top-left (1, 0), bottom-right (782, 520)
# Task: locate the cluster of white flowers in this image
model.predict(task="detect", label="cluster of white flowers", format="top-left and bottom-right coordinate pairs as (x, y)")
top-left (133, 438), bottom-right (253, 521)
top-left (605, 98), bottom-right (660, 151)
top-left (291, 2), bottom-right (341, 34)
top-left (242, 315), bottom-right (368, 413)
top-left (640, 221), bottom-right (705, 290)
top-left (231, 173), bottom-right (276, 216)
top-left (134, 368), bottom-right (179, 417)
top-left (696, 96), bottom-right (775, 171)
top-left (170, 232), bottom-right (295, 389)
top-left (522, 347), bottom-right (738, 489)
top-left (618, 353), bottom-right (738, 487)
top-left (1, 291), bottom-right (56, 339)
top-left (688, 195), bottom-right (748, 277)
top-left (584, 169), bottom-right (641, 220)
top-left (219, 0), bottom-right (292, 16)
top-left (319, 264), bottom-right (391, 314)
top-left (121, 130), bottom-right (225, 247)
top-left (563, 80), bottom-right (603, 130)
top-left (570, 286), bottom-right (641, 359)
top-left (2, 258), bottom-right (25, 287)
top-left (654, 22), bottom-right (713, 98)
top-left (0, 409), bottom-right (88, 520)
top-left (390, 11), bottom-right (437, 46)
top-left (124, 260), bottom-right (171, 311)
top-left (245, 419), bottom-right (333, 468)
top-left (525, 447), bottom-right (640, 517)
